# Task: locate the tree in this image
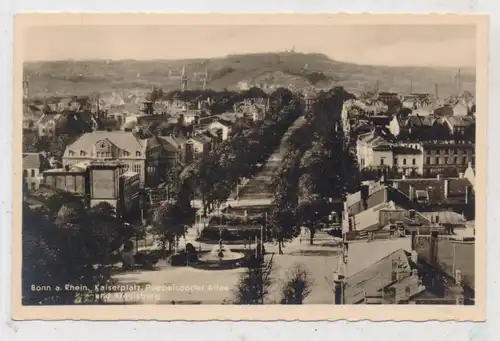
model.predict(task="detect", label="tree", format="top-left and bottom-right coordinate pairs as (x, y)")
top-left (22, 193), bottom-right (129, 305)
top-left (233, 255), bottom-right (274, 304)
top-left (151, 202), bottom-right (186, 257)
top-left (280, 264), bottom-right (313, 304)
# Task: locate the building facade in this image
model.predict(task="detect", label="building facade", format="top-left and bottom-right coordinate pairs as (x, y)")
top-left (62, 131), bottom-right (164, 187)
top-left (22, 153), bottom-right (43, 191)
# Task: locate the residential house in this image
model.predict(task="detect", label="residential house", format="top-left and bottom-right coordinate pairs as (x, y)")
top-left (442, 116), bottom-right (475, 138)
top-left (186, 134), bottom-right (212, 160)
top-left (62, 131), bottom-right (165, 187)
top-left (392, 146), bottom-right (424, 176)
top-left (157, 135), bottom-right (182, 169)
top-left (343, 240), bottom-right (469, 304)
top-left (388, 114), bottom-right (439, 139)
top-left (356, 130), bottom-right (394, 170)
top-left (36, 113), bottom-right (63, 137)
top-left (207, 120), bottom-right (232, 141)
top-left (23, 153), bottom-right (43, 191)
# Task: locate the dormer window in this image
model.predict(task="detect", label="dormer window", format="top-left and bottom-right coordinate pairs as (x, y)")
top-left (123, 151), bottom-right (130, 157)
top-left (68, 150), bottom-right (74, 156)
top-left (80, 151), bottom-right (86, 156)
top-left (136, 151), bottom-right (141, 157)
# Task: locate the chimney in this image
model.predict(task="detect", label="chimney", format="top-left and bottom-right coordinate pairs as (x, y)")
top-left (444, 179), bottom-right (449, 198)
top-left (408, 209), bottom-right (416, 219)
top-left (409, 185), bottom-right (415, 201)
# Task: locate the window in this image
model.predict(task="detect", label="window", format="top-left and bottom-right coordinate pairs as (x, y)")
top-left (136, 151), bottom-right (141, 157)
top-left (31, 183), bottom-right (36, 191)
top-left (454, 157), bottom-right (458, 164)
top-left (426, 157), bottom-right (431, 165)
top-left (360, 159), bottom-right (365, 166)
top-left (133, 164), bottom-right (141, 174)
top-left (394, 158), bottom-right (398, 165)
top-left (123, 151), bottom-right (129, 157)
top-left (80, 150), bottom-right (86, 156)
top-left (403, 159), bottom-right (407, 165)
top-left (412, 159), bottom-right (416, 165)
top-left (106, 152), bottom-right (111, 158)
top-left (31, 169), bottom-right (35, 177)
top-left (380, 158), bottom-right (385, 166)
top-left (444, 157), bottom-right (448, 164)
top-left (23, 170), bottom-right (27, 178)
top-left (68, 150), bottom-right (74, 156)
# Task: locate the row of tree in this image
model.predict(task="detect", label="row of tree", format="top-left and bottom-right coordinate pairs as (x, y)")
top-left (149, 88), bottom-right (303, 254)
top-left (269, 87), bottom-right (360, 247)
top-left (22, 190), bottom-right (135, 305)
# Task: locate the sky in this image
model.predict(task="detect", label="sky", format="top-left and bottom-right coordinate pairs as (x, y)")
top-left (23, 25), bottom-right (477, 67)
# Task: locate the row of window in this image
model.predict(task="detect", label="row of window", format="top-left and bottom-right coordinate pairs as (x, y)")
top-left (392, 158), bottom-right (416, 166)
top-left (429, 148), bottom-right (471, 156)
top-left (425, 156), bottom-right (473, 165)
top-left (67, 150), bottom-right (142, 157)
top-left (23, 169), bottom-right (37, 177)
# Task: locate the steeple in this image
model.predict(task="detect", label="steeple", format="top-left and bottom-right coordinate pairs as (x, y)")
top-left (181, 64), bottom-right (188, 91)
top-left (202, 67), bottom-right (208, 90)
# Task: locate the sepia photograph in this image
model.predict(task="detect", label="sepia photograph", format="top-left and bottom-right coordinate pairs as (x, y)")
top-left (12, 14), bottom-right (487, 321)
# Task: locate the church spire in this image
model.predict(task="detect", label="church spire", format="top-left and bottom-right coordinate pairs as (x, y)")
top-left (202, 67), bottom-right (208, 90)
top-left (181, 64), bottom-right (188, 91)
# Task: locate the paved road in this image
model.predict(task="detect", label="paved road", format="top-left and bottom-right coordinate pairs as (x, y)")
top-left (233, 115), bottom-right (307, 202)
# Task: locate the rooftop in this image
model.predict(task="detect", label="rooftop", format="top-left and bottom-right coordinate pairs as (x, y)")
top-left (345, 248), bottom-right (424, 304)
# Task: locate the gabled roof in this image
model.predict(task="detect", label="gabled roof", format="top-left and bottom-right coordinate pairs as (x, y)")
top-left (158, 136), bottom-right (181, 153)
top-left (345, 248), bottom-right (424, 304)
top-left (64, 131), bottom-right (148, 156)
top-left (190, 134), bottom-right (212, 144)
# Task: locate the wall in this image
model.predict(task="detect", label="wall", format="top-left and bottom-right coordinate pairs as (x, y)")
top-left (90, 168), bottom-right (117, 199)
top-left (372, 150), bottom-right (393, 168)
top-left (422, 145), bottom-right (474, 176)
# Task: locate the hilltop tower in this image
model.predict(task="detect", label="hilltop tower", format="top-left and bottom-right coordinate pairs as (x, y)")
top-left (181, 64), bottom-right (189, 91)
top-left (23, 76), bottom-right (29, 100)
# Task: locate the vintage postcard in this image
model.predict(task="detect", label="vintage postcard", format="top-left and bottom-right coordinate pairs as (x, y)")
top-left (11, 13), bottom-right (488, 321)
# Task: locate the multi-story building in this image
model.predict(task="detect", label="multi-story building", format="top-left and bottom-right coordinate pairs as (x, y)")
top-left (356, 129), bottom-right (475, 177)
top-left (62, 131), bottom-right (165, 187)
top-left (421, 140), bottom-right (475, 177)
top-left (22, 153), bottom-right (43, 191)
top-left (43, 160), bottom-right (140, 220)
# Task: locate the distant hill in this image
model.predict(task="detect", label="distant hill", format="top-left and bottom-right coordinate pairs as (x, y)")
top-left (23, 52), bottom-right (476, 99)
